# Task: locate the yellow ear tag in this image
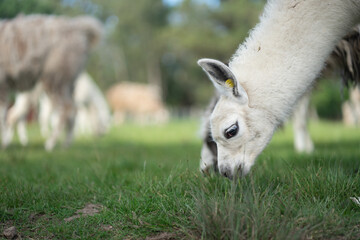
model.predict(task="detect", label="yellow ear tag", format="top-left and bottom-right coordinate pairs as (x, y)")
top-left (225, 79), bottom-right (234, 88)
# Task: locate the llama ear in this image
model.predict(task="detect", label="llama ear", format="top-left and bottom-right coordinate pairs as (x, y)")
top-left (197, 58), bottom-right (248, 104)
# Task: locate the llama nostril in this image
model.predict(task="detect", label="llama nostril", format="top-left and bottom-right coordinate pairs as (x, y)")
top-left (219, 166), bottom-right (233, 179)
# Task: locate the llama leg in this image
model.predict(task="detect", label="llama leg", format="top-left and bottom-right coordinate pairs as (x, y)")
top-left (5, 93), bottom-right (32, 147)
top-left (0, 108), bottom-right (8, 148)
top-left (39, 93), bottom-right (52, 138)
top-left (43, 96), bottom-right (77, 151)
top-left (44, 109), bottom-right (62, 151)
top-left (63, 101), bottom-right (76, 148)
top-left (17, 118), bottom-right (28, 146)
top-left (0, 100), bottom-right (8, 149)
top-left (2, 114), bottom-right (13, 148)
top-left (44, 96), bottom-right (67, 151)
top-left (293, 93), bottom-right (314, 153)
top-left (0, 83), bottom-right (10, 148)
top-left (350, 86), bottom-right (360, 126)
top-left (44, 100), bottom-right (76, 151)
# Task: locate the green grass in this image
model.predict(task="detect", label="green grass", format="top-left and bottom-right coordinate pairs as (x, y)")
top-left (1, 120), bottom-right (360, 239)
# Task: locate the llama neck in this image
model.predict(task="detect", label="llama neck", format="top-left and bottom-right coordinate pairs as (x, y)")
top-left (229, 0), bottom-right (360, 125)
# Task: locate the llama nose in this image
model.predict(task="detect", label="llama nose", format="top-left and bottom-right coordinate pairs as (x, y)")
top-left (219, 165), bottom-right (233, 179)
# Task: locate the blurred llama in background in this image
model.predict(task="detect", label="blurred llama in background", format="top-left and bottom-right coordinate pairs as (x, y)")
top-left (107, 82), bottom-right (169, 125)
top-left (0, 14), bottom-right (102, 150)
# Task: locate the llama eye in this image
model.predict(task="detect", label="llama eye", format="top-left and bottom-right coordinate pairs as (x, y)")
top-left (224, 122), bottom-right (239, 139)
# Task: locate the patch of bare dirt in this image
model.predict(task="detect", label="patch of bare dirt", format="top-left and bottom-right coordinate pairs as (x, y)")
top-left (3, 226), bottom-right (18, 239)
top-left (29, 212), bottom-right (47, 222)
top-left (101, 224), bottom-right (113, 231)
top-left (64, 203), bottom-right (104, 222)
top-left (145, 232), bottom-right (178, 240)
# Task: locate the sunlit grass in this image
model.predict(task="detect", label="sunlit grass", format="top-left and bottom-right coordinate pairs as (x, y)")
top-left (1, 119), bottom-right (360, 239)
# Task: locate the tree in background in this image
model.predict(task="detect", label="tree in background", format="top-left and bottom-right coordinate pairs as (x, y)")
top-left (160, 0), bottom-right (264, 107)
top-left (0, 0), bottom-right (62, 18)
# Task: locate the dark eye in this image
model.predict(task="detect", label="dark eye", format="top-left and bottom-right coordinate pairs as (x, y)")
top-left (224, 122), bottom-right (239, 139)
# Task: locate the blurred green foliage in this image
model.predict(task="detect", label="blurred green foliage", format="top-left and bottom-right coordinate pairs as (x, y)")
top-left (311, 78), bottom-right (349, 120)
top-left (0, 0), bottom-right (345, 119)
top-left (0, 0), bottom-right (61, 17)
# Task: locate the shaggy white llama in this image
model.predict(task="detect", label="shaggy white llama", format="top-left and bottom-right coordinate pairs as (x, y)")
top-left (6, 72), bottom-right (111, 146)
top-left (73, 73), bottom-right (111, 136)
top-left (0, 14), bottom-right (102, 151)
top-left (198, 0), bottom-right (360, 179)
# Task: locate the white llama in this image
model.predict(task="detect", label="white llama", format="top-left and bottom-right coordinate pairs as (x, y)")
top-left (73, 73), bottom-right (111, 136)
top-left (198, 0), bottom-right (360, 179)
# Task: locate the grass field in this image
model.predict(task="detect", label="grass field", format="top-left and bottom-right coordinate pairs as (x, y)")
top-left (1, 119), bottom-right (360, 239)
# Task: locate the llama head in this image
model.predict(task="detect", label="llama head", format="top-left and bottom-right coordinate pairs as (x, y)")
top-left (198, 58), bottom-right (273, 179)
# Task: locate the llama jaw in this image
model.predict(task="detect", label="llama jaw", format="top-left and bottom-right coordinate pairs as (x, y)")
top-left (208, 97), bottom-right (262, 178)
top-left (201, 95), bottom-right (275, 179)
top-left (216, 143), bottom-right (256, 179)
